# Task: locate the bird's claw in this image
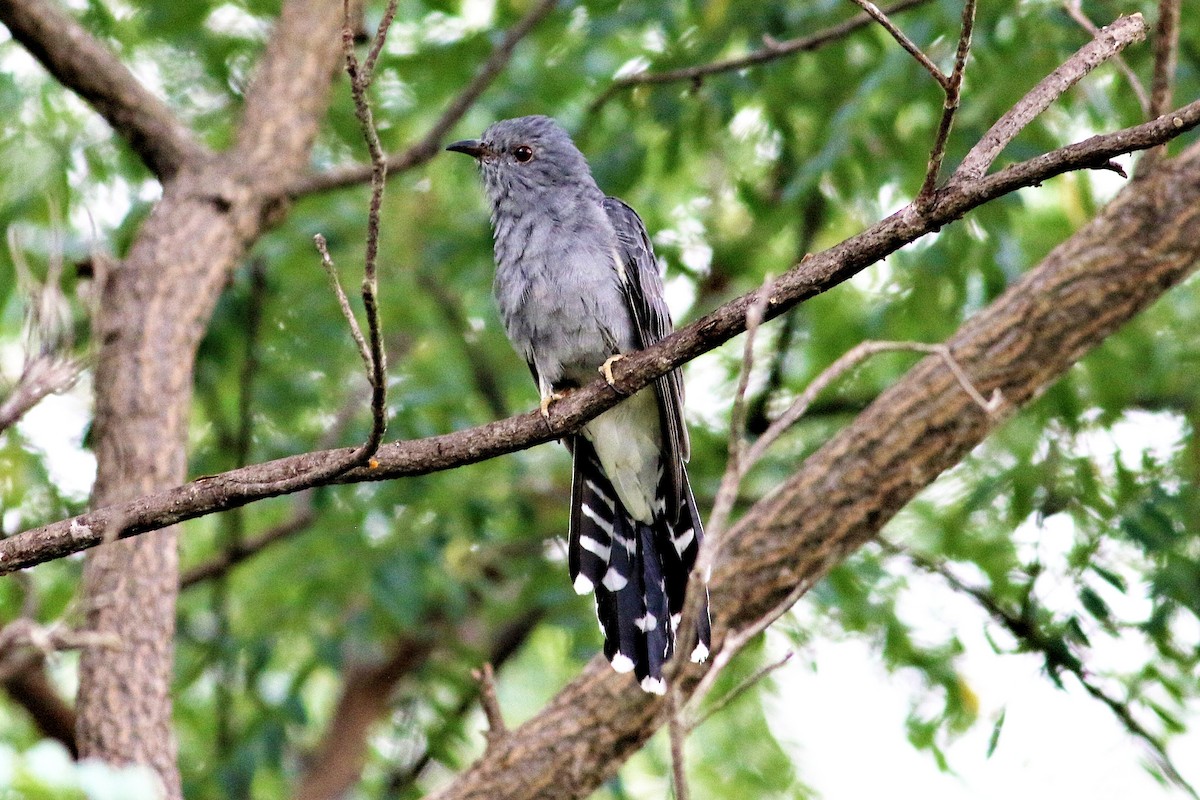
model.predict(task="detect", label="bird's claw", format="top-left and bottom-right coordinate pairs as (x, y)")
top-left (539, 391), bottom-right (565, 421)
top-left (599, 354), bottom-right (627, 393)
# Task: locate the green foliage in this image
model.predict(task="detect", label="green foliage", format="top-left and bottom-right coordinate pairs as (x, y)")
top-left (3, 0), bottom-right (1200, 797)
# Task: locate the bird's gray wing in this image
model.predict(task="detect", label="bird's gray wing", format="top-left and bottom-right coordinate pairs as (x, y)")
top-left (602, 196), bottom-right (690, 519)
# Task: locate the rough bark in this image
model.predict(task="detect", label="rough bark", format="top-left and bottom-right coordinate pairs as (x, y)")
top-left (4, 98), bottom-right (1199, 575)
top-left (63, 1), bottom-right (349, 795)
top-left (424, 141), bottom-right (1200, 800)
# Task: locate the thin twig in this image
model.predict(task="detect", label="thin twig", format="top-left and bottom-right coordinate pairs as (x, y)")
top-left (1, 223), bottom-right (84, 435)
top-left (952, 13), bottom-right (1147, 182)
top-left (745, 340), bottom-right (1000, 472)
top-left (677, 339), bottom-right (997, 698)
top-left (1063, 1), bottom-right (1150, 117)
top-left (708, 279), bottom-right (774, 543)
top-left (849, 0), bottom-right (949, 89)
top-left (589, 0), bottom-right (933, 113)
top-left (290, 0), bottom-right (557, 197)
top-left (689, 650), bottom-right (793, 730)
top-left (882, 539), bottom-right (1198, 799)
top-left (668, 687), bottom-right (690, 800)
top-left (1148, 0), bottom-right (1180, 119)
top-left (1139, 0), bottom-right (1182, 175)
top-left (473, 662), bottom-right (508, 751)
top-left (919, 0), bottom-right (976, 200)
top-left (315, 234), bottom-right (373, 372)
top-left (294, 0), bottom-right (395, 490)
top-left (671, 280), bottom-right (772, 686)
top-left (362, 0), bottom-right (400, 83)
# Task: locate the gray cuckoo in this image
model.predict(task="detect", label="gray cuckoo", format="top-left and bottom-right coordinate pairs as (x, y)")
top-left (448, 115), bottom-right (710, 693)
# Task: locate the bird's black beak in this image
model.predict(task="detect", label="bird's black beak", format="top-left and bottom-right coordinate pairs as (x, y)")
top-left (446, 139), bottom-right (485, 159)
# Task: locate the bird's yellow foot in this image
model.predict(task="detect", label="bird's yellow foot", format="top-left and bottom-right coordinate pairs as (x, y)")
top-left (539, 391), bottom-right (565, 420)
top-left (599, 354), bottom-right (627, 391)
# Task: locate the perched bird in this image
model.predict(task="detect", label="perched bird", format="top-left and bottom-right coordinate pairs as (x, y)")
top-left (448, 115), bottom-right (710, 693)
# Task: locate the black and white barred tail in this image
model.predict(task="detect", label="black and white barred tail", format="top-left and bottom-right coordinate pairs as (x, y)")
top-left (568, 437), bottom-right (711, 694)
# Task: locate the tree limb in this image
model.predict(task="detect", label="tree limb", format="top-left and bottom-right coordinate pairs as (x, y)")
top-left (288, 0), bottom-right (558, 197)
top-left (588, 0), bottom-right (933, 112)
top-left (953, 13), bottom-right (1146, 181)
top-left (424, 122), bottom-right (1200, 800)
top-left (5, 89), bottom-right (1198, 575)
top-left (0, 0), bottom-right (207, 178)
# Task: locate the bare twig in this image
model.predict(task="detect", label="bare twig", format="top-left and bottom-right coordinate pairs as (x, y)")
top-left (179, 497), bottom-right (317, 589)
top-left (919, 0), bottom-right (976, 200)
top-left (290, 0), bottom-right (557, 197)
top-left (0, 619), bottom-right (120, 681)
top-left (849, 0), bottom-right (949, 89)
top-left (1149, 0), bottom-right (1181, 119)
top-left (1139, 0), bottom-right (1182, 175)
top-left (589, 0), bottom-right (933, 112)
top-left (708, 280), bottom-right (774, 542)
top-left (668, 687), bottom-right (690, 800)
top-left (1063, 1), bottom-right (1150, 117)
top-left (315, 235), bottom-right (373, 372)
top-left (285, 0), bottom-right (396, 494)
top-left (746, 340), bottom-right (1000, 480)
top-left (473, 662), bottom-right (508, 750)
top-left (952, 13), bottom-right (1147, 181)
top-left (1, 224), bottom-right (84, 434)
top-left (882, 540), bottom-right (1198, 798)
top-left (675, 338), bottom-right (996, 703)
top-left (689, 650), bottom-right (793, 730)
top-left (362, 0), bottom-right (400, 82)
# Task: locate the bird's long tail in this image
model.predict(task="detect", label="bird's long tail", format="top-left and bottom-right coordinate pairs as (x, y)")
top-left (569, 437), bottom-right (711, 693)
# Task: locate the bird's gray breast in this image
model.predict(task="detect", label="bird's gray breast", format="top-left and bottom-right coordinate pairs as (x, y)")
top-left (492, 203), bottom-right (635, 391)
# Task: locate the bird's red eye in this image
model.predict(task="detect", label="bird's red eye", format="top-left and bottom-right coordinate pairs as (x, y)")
top-left (513, 145), bottom-right (534, 163)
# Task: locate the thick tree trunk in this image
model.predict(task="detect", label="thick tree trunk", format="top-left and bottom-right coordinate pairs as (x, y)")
top-left (71, 2), bottom-right (348, 794)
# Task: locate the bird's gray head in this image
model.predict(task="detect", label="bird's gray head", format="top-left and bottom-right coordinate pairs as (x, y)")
top-left (446, 115), bottom-right (603, 211)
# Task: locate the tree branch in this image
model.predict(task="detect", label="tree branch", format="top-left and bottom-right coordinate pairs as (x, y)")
top-left (0, 0), bottom-right (206, 178)
top-left (918, 0), bottom-right (975, 200)
top-left (881, 539), bottom-right (1198, 797)
top-left (424, 117), bottom-right (1200, 800)
top-left (1, 659), bottom-right (76, 756)
top-left (848, 0), bottom-right (948, 89)
top-left (1063, 1), bottom-right (1150, 117)
top-left (5, 90), bottom-right (1200, 575)
top-left (588, 0), bottom-right (933, 113)
top-left (288, 0), bottom-right (558, 197)
top-left (953, 13), bottom-right (1146, 181)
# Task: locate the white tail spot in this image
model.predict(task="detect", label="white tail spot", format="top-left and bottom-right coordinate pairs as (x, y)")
top-left (602, 567), bottom-right (629, 591)
top-left (640, 676), bottom-right (667, 695)
top-left (611, 653), bottom-right (635, 673)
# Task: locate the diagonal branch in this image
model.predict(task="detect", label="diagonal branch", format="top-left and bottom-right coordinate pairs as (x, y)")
top-left (288, 0), bottom-right (558, 197)
top-left (4, 93), bottom-right (1200, 575)
top-left (952, 13), bottom-right (1146, 182)
top-left (425, 114), bottom-right (1200, 800)
top-left (0, 0), bottom-right (206, 178)
top-left (848, 0), bottom-right (949, 89)
top-left (1063, 1), bottom-right (1150, 117)
top-left (918, 0), bottom-right (975, 199)
top-left (588, 0), bottom-right (932, 113)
